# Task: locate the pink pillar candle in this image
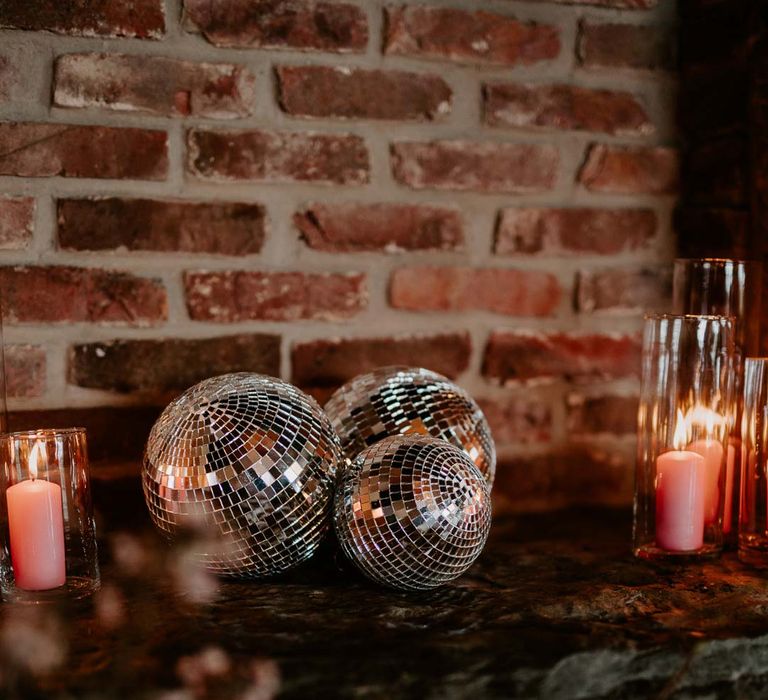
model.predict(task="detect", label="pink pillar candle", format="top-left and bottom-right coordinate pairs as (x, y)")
top-left (6, 478), bottom-right (66, 590)
top-left (656, 449), bottom-right (706, 552)
top-left (723, 442), bottom-right (736, 534)
top-left (687, 438), bottom-right (724, 525)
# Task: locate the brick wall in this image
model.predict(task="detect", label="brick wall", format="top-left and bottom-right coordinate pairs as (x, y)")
top-left (0, 0), bottom-right (677, 511)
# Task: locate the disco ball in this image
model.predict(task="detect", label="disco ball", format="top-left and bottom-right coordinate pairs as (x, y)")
top-left (334, 435), bottom-right (492, 591)
top-left (142, 373), bottom-right (342, 578)
top-left (324, 366), bottom-right (496, 486)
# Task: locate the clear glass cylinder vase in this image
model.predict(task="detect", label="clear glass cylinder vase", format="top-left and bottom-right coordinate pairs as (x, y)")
top-left (739, 358), bottom-right (768, 566)
top-left (672, 258), bottom-right (764, 541)
top-left (633, 314), bottom-right (737, 560)
top-left (0, 428), bottom-right (99, 602)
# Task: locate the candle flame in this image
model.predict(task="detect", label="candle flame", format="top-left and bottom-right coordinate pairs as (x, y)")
top-left (672, 409), bottom-right (688, 450)
top-left (28, 441), bottom-right (46, 480)
top-left (684, 404), bottom-right (726, 439)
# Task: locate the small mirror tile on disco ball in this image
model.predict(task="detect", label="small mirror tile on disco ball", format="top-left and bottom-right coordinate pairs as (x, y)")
top-left (142, 373), bottom-right (342, 578)
top-left (324, 366), bottom-right (496, 486)
top-left (334, 435), bottom-right (492, 591)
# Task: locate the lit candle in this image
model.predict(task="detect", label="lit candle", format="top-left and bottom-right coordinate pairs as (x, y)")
top-left (686, 406), bottom-right (726, 525)
top-left (723, 441), bottom-right (736, 534)
top-left (656, 410), bottom-right (706, 552)
top-left (6, 442), bottom-right (66, 590)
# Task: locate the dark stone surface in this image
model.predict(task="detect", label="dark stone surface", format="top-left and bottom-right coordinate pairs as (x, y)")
top-left (3, 493), bottom-right (768, 699)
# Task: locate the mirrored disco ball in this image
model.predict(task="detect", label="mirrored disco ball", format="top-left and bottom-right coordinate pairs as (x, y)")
top-left (142, 373), bottom-right (342, 578)
top-left (334, 435), bottom-right (492, 591)
top-left (324, 366), bottom-right (496, 486)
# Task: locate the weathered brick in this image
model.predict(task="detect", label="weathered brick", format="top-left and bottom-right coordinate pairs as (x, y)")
top-left (579, 144), bottom-right (679, 194)
top-left (0, 196), bottom-right (34, 250)
top-left (9, 407), bottom-right (161, 463)
top-left (675, 207), bottom-right (750, 259)
top-left (0, 123), bottom-right (167, 180)
top-left (187, 128), bottom-right (369, 185)
top-left (484, 83), bottom-right (652, 136)
top-left (494, 447), bottom-right (633, 513)
top-left (69, 334), bottom-right (280, 394)
top-left (276, 66), bottom-right (451, 121)
top-left (57, 198), bottom-right (265, 255)
top-left (384, 6), bottom-right (559, 67)
top-left (295, 202), bottom-right (463, 253)
top-left (495, 208), bottom-right (657, 256)
top-left (5, 345), bottom-right (46, 398)
top-left (184, 0), bottom-right (367, 52)
top-left (482, 330), bottom-right (641, 384)
top-left (291, 332), bottom-right (472, 397)
top-left (0, 266), bottom-right (167, 326)
top-left (184, 271), bottom-right (366, 322)
top-left (392, 140), bottom-right (558, 194)
top-left (476, 396), bottom-right (552, 445)
top-left (576, 267), bottom-right (671, 314)
top-left (54, 54), bottom-right (257, 119)
top-left (0, 0), bottom-right (164, 38)
top-left (567, 394), bottom-right (638, 436)
top-left (578, 22), bottom-right (675, 71)
top-left (390, 267), bottom-right (560, 316)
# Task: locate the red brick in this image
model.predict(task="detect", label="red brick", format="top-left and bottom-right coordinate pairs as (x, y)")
top-left (0, 123), bottom-right (167, 180)
top-left (187, 128), bottom-right (369, 185)
top-left (0, 266), bottom-right (167, 326)
top-left (295, 202), bottom-right (463, 253)
top-left (390, 267), bottom-right (561, 317)
top-left (476, 396), bottom-right (552, 445)
top-left (392, 140), bottom-right (558, 194)
top-left (5, 345), bottom-right (46, 398)
top-left (54, 54), bottom-right (256, 119)
top-left (0, 196), bottom-right (34, 250)
top-left (184, 0), bottom-right (367, 52)
top-left (69, 334), bottom-right (280, 394)
top-left (484, 83), bottom-right (652, 136)
top-left (9, 407), bottom-right (161, 463)
top-left (184, 270), bottom-right (366, 322)
top-left (276, 66), bottom-right (451, 121)
top-left (576, 267), bottom-right (671, 314)
top-left (494, 446), bottom-right (632, 513)
top-left (567, 394), bottom-right (638, 436)
top-left (292, 332), bottom-right (471, 399)
top-left (0, 0), bottom-right (164, 38)
top-left (482, 330), bottom-right (641, 384)
top-left (578, 144), bottom-right (679, 194)
top-left (57, 198), bottom-right (265, 255)
top-left (495, 208), bottom-right (657, 256)
top-left (578, 22), bottom-right (675, 71)
top-left (384, 6), bottom-right (559, 67)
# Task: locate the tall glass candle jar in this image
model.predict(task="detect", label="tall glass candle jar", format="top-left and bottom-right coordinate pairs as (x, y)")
top-left (739, 358), bottom-right (768, 567)
top-left (0, 429), bottom-right (99, 602)
top-left (633, 314), bottom-right (737, 560)
top-left (673, 258), bottom-right (764, 540)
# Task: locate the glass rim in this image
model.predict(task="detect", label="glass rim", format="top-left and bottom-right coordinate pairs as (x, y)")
top-left (643, 312), bottom-right (736, 323)
top-left (673, 257), bottom-right (764, 268)
top-left (1, 427), bottom-right (87, 440)
top-left (745, 357), bottom-right (768, 364)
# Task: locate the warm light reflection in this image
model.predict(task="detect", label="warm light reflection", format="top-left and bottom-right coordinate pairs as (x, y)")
top-left (684, 404), bottom-right (726, 440)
